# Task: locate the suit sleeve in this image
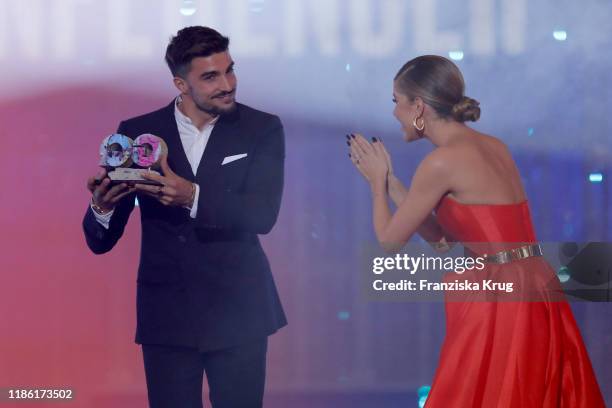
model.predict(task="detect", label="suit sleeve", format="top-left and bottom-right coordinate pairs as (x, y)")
top-left (195, 116), bottom-right (285, 234)
top-left (82, 121), bottom-right (136, 254)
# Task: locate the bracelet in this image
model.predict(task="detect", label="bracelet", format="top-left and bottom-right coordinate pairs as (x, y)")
top-left (91, 197), bottom-right (110, 215)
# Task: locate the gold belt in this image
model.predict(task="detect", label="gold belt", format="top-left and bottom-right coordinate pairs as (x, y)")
top-left (482, 244), bottom-right (543, 264)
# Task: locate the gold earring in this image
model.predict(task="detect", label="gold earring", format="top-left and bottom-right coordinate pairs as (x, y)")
top-left (413, 117), bottom-right (425, 132)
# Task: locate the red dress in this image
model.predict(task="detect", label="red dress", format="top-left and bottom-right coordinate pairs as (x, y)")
top-left (425, 195), bottom-right (605, 407)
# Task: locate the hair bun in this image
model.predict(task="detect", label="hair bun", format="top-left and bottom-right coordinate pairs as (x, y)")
top-left (452, 96), bottom-right (480, 122)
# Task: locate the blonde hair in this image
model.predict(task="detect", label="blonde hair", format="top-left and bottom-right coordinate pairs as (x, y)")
top-left (394, 55), bottom-right (480, 122)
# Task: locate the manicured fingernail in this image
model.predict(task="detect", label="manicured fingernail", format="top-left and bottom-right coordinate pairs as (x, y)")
top-left (345, 134), bottom-right (350, 140)
top-left (346, 141), bottom-right (351, 146)
top-left (372, 137), bottom-right (378, 142)
top-left (351, 134), bottom-right (356, 139)
top-left (348, 153), bottom-right (352, 157)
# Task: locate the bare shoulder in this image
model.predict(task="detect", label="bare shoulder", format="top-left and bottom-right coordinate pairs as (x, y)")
top-left (454, 131), bottom-right (513, 160)
top-left (419, 132), bottom-right (514, 177)
top-left (418, 146), bottom-right (455, 175)
top-left (409, 147), bottom-right (455, 194)
top-left (479, 132), bottom-right (511, 152)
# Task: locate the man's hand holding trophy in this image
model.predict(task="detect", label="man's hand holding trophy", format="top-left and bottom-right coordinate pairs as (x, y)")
top-left (87, 133), bottom-right (197, 215)
top-left (86, 133), bottom-right (168, 215)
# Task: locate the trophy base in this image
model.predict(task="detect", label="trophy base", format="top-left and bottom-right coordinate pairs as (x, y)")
top-left (107, 168), bottom-right (163, 186)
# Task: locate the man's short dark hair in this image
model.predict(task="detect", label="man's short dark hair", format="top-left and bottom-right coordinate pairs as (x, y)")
top-left (165, 26), bottom-right (230, 78)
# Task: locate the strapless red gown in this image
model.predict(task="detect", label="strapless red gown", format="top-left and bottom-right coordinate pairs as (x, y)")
top-left (424, 195), bottom-right (605, 407)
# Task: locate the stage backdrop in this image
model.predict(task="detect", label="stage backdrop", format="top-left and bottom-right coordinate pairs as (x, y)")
top-left (1, 0), bottom-right (610, 406)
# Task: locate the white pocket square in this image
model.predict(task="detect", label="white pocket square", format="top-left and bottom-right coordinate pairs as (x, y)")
top-left (222, 153), bottom-right (248, 165)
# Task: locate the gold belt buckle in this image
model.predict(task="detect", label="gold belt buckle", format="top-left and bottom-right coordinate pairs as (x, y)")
top-left (483, 244), bottom-right (543, 264)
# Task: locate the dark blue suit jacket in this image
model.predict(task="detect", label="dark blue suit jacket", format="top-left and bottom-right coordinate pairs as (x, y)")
top-left (83, 100), bottom-right (287, 352)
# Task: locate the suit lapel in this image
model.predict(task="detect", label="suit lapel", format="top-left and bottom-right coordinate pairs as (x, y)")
top-left (157, 100), bottom-right (196, 182)
top-left (195, 106), bottom-right (242, 182)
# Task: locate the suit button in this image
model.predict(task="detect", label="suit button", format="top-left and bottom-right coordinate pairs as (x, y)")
top-left (178, 235), bottom-right (187, 243)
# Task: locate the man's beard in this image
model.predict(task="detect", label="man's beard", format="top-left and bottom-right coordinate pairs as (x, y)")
top-left (193, 90), bottom-right (237, 116)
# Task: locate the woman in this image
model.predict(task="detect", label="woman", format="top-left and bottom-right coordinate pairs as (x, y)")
top-left (348, 55), bottom-right (605, 407)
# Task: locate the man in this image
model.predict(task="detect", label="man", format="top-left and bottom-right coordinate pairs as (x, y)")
top-left (83, 26), bottom-right (286, 408)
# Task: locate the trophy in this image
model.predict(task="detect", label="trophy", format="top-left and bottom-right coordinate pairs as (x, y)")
top-left (97, 133), bottom-right (168, 186)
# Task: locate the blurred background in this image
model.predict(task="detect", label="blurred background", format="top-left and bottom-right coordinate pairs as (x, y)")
top-left (0, 0), bottom-right (610, 406)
